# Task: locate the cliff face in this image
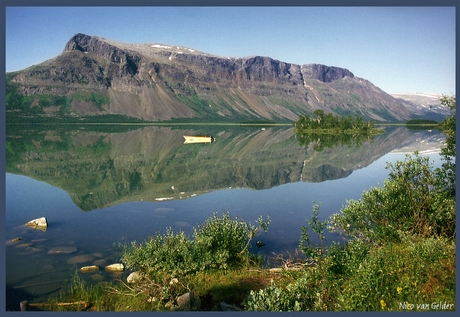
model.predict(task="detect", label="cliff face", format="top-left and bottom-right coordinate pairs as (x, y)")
top-left (8, 33), bottom-right (414, 122)
top-left (301, 64), bottom-right (354, 83)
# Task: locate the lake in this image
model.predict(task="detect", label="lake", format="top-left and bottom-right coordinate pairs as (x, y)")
top-left (4, 124), bottom-right (446, 309)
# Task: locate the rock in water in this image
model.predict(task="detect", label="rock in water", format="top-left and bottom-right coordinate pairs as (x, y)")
top-left (105, 263), bottom-right (124, 272)
top-left (256, 240), bottom-right (265, 248)
top-left (25, 217), bottom-right (48, 230)
top-left (47, 246), bottom-right (78, 254)
top-left (80, 266), bottom-right (99, 272)
top-left (67, 254), bottom-right (94, 264)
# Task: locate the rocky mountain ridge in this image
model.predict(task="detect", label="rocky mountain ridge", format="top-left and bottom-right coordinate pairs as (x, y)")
top-left (8, 33), bottom-right (416, 122)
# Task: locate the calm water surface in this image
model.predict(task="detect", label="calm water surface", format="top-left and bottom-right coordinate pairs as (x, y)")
top-left (4, 125), bottom-right (445, 309)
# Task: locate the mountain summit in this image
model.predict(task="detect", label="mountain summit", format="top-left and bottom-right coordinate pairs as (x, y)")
top-left (7, 33), bottom-right (413, 122)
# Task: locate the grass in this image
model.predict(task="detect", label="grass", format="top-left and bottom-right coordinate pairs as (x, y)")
top-left (43, 265), bottom-right (275, 311)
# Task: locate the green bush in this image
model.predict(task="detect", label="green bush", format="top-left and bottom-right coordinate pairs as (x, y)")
top-left (119, 210), bottom-right (270, 276)
top-left (119, 228), bottom-right (197, 276)
top-left (244, 280), bottom-right (288, 311)
top-left (331, 232), bottom-right (455, 311)
top-left (193, 210), bottom-right (260, 270)
top-left (245, 232), bottom-right (455, 311)
top-left (329, 152), bottom-right (455, 243)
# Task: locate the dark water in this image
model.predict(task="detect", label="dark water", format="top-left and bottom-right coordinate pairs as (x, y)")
top-left (4, 124), bottom-right (445, 309)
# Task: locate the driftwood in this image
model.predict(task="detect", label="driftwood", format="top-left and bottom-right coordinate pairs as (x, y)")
top-left (20, 300), bottom-right (89, 311)
top-left (268, 266), bottom-right (302, 273)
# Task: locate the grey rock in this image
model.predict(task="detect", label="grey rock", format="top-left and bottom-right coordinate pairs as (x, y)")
top-left (127, 272), bottom-right (141, 283)
top-left (171, 290), bottom-right (201, 311)
top-left (301, 63), bottom-right (354, 83)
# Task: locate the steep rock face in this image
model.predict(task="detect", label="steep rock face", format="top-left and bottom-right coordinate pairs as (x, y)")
top-left (301, 64), bottom-right (354, 83)
top-left (7, 33), bottom-right (414, 122)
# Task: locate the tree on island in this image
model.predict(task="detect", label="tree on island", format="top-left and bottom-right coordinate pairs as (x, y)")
top-left (293, 111), bottom-right (378, 134)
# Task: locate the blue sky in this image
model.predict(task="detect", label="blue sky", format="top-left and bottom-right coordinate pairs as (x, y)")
top-left (5, 6), bottom-right (456, 95)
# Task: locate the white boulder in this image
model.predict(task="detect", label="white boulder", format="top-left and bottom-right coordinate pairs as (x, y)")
top-left (25, 217), bottom-right (48, 229)
top-left (80, 266), bottom-right (99, 273)
top-left (105, 263), bottom-right (124, 272)
top-left (127, 272), bottom-right (141, 283)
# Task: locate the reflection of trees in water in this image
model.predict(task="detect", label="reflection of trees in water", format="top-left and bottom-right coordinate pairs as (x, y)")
top-left (295, 132), bottom-right (374, 152)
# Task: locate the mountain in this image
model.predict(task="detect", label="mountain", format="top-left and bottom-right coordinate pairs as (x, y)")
top-left (6, 33), bottom-right (414, 123)
top-left (391, 93), bottom-right (451, 122)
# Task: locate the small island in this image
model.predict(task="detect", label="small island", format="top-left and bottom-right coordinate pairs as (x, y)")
top-left (293, 109), bottom-right (385, 134)
top-left (405, 119), bottom-right (439, 125)
top-left (405, 118), bottom-right (441, 131)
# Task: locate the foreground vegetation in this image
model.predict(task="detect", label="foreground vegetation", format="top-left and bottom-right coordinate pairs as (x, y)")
top-left (42, 97), bottom-right (455, 311)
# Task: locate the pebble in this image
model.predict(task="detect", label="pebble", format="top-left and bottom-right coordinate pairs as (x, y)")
top-left (47, 246), bottom-right (78, 254)
top-left (67, 254), bottom-right (94, 264)
top-left (16, 243), bottom-right (34, 248)
top-left (91, 273), bottom-right (103, 281)
top-left (31, 239), bottom-right (47, 243)
top-left (93, 259), bottom-right (107, 267)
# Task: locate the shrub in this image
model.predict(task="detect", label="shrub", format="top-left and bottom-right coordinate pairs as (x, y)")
top-left (244, 280), bottom-right (287, 311)
top-left (119, 210), bottom-right (270, 276)
top-left (299, 201), bottom-right (327, 267)
top-left (329, 152), bottom-right (455, 242)
top-left (194, 210), bottom-right (258, 270)
top-left (119, 228), bottom-right (197, 276)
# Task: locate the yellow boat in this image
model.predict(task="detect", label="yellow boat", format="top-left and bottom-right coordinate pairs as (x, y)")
top-left (183, 135), bottom-right (214, 144)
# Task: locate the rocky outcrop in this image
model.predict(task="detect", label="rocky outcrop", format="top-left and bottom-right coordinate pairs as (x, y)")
top-left (7, 33), bottom-right (414, 123)
top-left (301, 63), bottom-right (354, 83)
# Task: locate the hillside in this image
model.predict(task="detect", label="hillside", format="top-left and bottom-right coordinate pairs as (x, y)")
top-left (6, 33), bottom-right (414, 123)
top-left (391, 93), bottom-right (451, 122)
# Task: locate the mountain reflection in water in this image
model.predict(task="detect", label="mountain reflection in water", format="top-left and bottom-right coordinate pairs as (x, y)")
top-left (6, 125), bottom-right (442, 212)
